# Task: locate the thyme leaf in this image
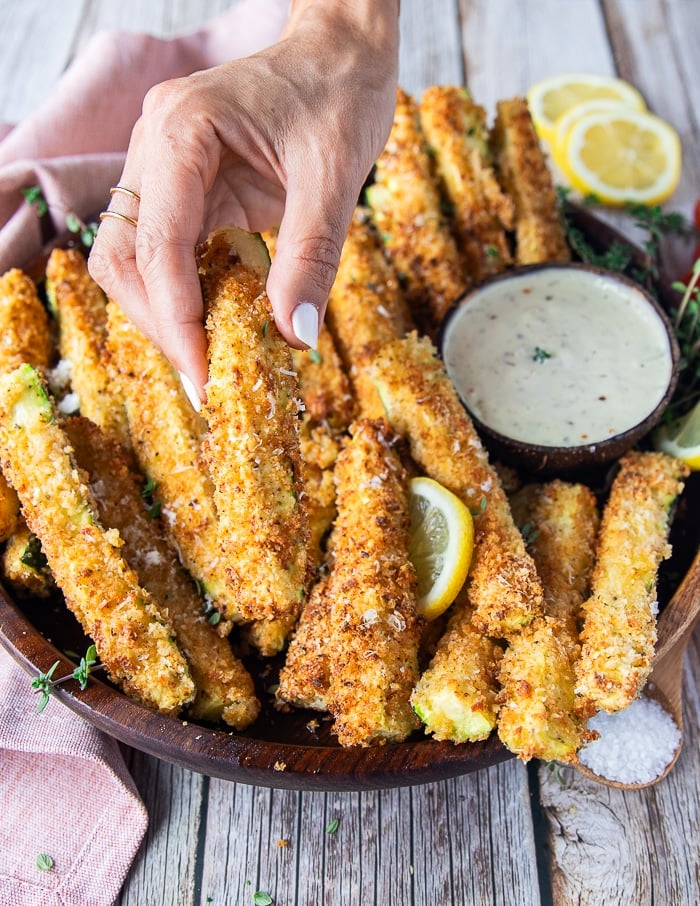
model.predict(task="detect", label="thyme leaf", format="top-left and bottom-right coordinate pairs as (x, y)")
top-left (36, 853), bottom-right (54, 871)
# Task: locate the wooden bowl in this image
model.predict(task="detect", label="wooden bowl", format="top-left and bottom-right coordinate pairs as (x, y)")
top-left (0, 204), bottom-right (690, 791)
top-left (439, 261), bottom-right (680, 476)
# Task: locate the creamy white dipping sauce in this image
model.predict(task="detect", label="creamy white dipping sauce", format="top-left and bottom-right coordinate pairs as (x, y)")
top-left (441, 267), bottom-right (673, 447)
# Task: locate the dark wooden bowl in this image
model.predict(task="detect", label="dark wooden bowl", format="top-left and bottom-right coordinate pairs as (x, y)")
top-left (439, 257), bottom-right (680, 477)
top-left (0, 203), bottom-right (691, 791)
top-left (0, 585), bottom-right (511, 790)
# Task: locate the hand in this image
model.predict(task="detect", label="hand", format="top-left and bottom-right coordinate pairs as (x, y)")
top-left (88, 1), bottom-right (400, 404)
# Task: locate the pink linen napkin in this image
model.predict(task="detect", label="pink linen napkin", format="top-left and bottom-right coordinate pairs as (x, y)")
top-left (0, 646), bottom-right (148, 906)
top-left (0, 4), bottom-right (289, 904)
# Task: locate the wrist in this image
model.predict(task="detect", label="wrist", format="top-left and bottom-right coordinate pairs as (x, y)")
top-left (284, 0), bottom-right (400, 55)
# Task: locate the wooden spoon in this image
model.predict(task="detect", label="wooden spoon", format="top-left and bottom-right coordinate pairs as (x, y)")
top-left (573, 547), bottom-right (700, 790)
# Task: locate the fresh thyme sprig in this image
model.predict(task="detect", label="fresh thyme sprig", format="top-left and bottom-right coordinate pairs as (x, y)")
top-left (558, 188), bottom-right (700, 419)
top-left (669, 258), bottom-right (700, 417)
top-left (30, 644), bottom-right (103, 713)
top-left (22, 184), bottom-right (98, 248)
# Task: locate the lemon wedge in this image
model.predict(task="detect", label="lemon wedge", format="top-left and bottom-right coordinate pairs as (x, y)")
top-left (559, 108), bottom-right (681, 204)
top-left (408, 476), bottom-right (474, 620)
top-left (527, 72), bottom-right (646, 146)
top-left (654, 401), bottom-right (700, 470)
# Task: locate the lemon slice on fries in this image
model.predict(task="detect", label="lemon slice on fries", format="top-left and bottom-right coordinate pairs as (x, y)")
top-left (654, 401), bottom-right (700, 470)
top-left (526, 72), bottom-right (646, 145)
top-left (559, 107), bottom-right (681, 204)
top-left (408, 477), bottom-right (474, 620)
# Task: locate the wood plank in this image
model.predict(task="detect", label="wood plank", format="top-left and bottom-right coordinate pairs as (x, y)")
top-left (603, 0), bottom-right (700, 271)
top-left (459, 0), bottom-right (614, 116)
top-left (118, 750), bottom-right (206, 906)
top-left (539, 626), bottom-right (700, 906)
top-left (399, 0), bottom-right (464, 96)
top-left (71, 0), bottom-right (228, 51)
top-left (0, 0), bottom-right (85, 124)
top-left (196, 760), bottom-right (542, 905)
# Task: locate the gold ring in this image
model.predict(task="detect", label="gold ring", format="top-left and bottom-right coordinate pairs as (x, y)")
top-left (110, 185), bottom-right (141, 202)
top-left (99, 210), bottom-right (138, 227)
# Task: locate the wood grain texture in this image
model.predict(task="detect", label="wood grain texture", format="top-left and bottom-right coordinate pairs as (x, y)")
top-left (1, 1), bottom-right (699, 905)
top-left (539, 635), bottom-right (700, 906)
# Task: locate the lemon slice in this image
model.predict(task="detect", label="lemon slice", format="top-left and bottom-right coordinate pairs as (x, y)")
top-left (552, 98), bottom-right (633, 159)
top-left (527, 72), bottom-right (646, 145)
top-left (560, 108), bottom-right (681, 204)
top-left (408, 476), bottom-right (474, 620)
top-left (654, 401), bottom-right (700, 470)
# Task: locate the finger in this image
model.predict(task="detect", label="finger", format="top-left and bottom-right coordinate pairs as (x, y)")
top-left (132, 113), bottom-right (214, 401)
top-left (88, 152), bottom-right (149, 333)
top-left (266, 170), bottom-right (358, 350)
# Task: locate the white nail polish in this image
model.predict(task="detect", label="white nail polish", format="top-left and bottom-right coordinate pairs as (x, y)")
top-left (291, 302), bottom-right (319, 350)
top-left (179, 371), bottom-right (202, 412)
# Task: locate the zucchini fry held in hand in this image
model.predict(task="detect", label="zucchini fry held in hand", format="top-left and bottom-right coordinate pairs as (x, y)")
top-left (64, 416), bottom-right (260, 729)
top-left (0, 364), bottom-right (195, 715)
top-left (490, 97), bottom-right (570, 265)
top-left (366, 88), bottom-right (467, 332)
top-left (106, 300), bottom-right (236, 629)
top-left (575, 451), bottom-right (689, 715)
top-left (198, 227), bottom-right (307, 625)
top-left (419, 86), bottom-right (513, 282)
top-left (45, 248), bottom-right (131, 449)
top-left (498, 481), bottom-right (600, 762)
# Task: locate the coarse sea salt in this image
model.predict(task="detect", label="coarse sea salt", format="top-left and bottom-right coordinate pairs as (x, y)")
top-left (578, 696), bottom-right (681, 785)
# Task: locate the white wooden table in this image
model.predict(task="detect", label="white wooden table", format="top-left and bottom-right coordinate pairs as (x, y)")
top-left (1, 1), bottom-right (699, 904)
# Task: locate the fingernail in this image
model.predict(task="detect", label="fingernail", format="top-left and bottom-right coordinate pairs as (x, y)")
top-left (291, 301), bottom-right (319, 349)
top-left (179, 371), bottom-right (202, 412)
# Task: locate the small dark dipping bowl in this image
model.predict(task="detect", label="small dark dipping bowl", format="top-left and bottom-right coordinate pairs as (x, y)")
top-left (439, 262), bottom-right (680, 475)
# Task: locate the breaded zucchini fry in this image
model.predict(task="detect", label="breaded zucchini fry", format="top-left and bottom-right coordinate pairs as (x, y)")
top-left (366, 88), bottom-right (467, 331)
top-left (291, 326), bottom-right (355, 431)
top-left (1, 522), bottom-right (54, 598)
top-left (325, 206), bottom-right (414, 419)
top-left (64, 416), bottom-right (260, 729)
top-left (490, 97), bottom-right (570, 265)
top-left (575, 451), bottom-right (688, 715)
top-left (0, 476), bottom-right (19, 543)
top-left (106, 301), bottom-right (237, 626)
top-left (324, 420), bottom-right (421, 746)
top-left (419, 86), bottom-right (513, 282)
top-left (45, 248), bottom-right (131, 448)
top-left (510, 480), bottom-right (599, 645)
top-left (371, 332), bottom-right (543, 636)
top-left (276, 575), bottom-right (333, 711)
top-left (0, 364), bottom-right (195, 715)
top-left (0, 268), bottom-right (54, 545)
top-left (497, 480), bottom-right (600, 762)
top-left (198, 227), bottom-right (307, 624)
top-left (243, 316), bottom-right (348, 653)
top-left (411, 589), bottom-right (503, 742)
top-left (0, 268), bottom-right (53, 371)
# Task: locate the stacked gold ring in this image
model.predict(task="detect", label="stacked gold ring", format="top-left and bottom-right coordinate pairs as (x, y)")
top-left (99, 185), bottom-right (141, 227)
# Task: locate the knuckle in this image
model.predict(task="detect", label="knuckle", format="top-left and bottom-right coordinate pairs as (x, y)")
top-left (295, 233), bottom-right (344, 292)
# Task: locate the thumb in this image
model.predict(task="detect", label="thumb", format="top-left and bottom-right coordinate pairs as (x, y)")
top-left (265, 178), bottom-right (355, 349)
